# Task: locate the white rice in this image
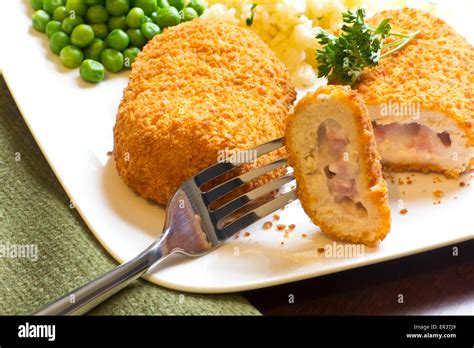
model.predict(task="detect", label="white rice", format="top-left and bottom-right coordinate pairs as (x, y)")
top-left (202, 0), bottom-right (437, 88)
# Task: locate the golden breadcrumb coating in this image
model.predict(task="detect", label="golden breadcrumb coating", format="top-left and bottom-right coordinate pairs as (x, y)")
top-left (114, 20), bottom-right (296, 204)
top-left (357, 8), bottom-right (474, 146)
top-left (286, 86), bottom-right (391, 247)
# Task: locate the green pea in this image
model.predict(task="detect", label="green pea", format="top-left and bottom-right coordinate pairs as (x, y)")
top-left (134, 0), bottom-right (157, 15)
top-left (156, 0), bottom-right (168, 8)
top-left (43, 0), bottom-right (65, 15)
top-left (49, 31), bottom-right (70, 55)
top-left (85, 0), bottom-right (105, 5)
top-left (31, 0), bottom-right (44, 11)
top-left (123, 46), bottom-right (140, 69)
top-left (65, 0), bottom-right (88, 17)
top-left (53, 5), bottom-right (67, 20)
top-left (167, 0), bottom-right (183, 11)
top-left (107, 15), bottom-right (127, 30)
top-left (101, 48), bottom-right (124, 72)
top-left (80, 59), bottom-right (105, 82)
top-left (91, 23), bottom-right (109, 39)
top-left (155, 6), bottom-right (180, 28)
top-left (149, 11), bottom-right (158, 22)
top-left (180, 7), bottom-right (197, 22)
top-left (61, 15), bottom-right (84, 33)
top-left (144, 16), bottom-right (152, 23)
top-left (84, 38), bottom-right (108, 61)
top-left (106, 0), bottom-right (130, 16)
top-left (71, 24), bottom-right (95, 47)
top-left (126, 28), bottom-right (146, 48)
top-left (126, 7), bottom-right (145, 28)
top-left (187, 0), bottom-right (205, 16)
top-left (106, 28), bottom-right (129, 50)
top-left (140, 22), bottom-right (159, 40)
top-left (32, 10), bottom-right (51, 33)
top-left (45, 20), bottom-right (62, 38)
top-left (87, 5), bottom-right (110, 23)
top-left (60, 45), bottom-right (84, 68)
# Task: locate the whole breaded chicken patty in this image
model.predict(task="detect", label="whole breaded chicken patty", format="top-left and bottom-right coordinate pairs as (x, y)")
top-left (114, 19), bottom-right (296, 204)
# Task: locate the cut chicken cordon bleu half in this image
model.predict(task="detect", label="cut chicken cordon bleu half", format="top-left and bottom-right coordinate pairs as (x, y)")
top-left (357, 8), bottom-right (474, 178)
top-left (285, 86), bottom-right (391, 247)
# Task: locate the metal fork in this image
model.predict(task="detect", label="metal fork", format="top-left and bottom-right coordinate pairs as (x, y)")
top-left (35, 138), bottom-right (296, 315)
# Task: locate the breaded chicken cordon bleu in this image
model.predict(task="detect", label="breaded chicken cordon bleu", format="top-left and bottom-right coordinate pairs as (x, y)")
top-left (357, 8), bottom-right (474, 178)
top-left (285, 86), bottom-right (391, 247)
top-left (114, 20), bottom-right (296, 204)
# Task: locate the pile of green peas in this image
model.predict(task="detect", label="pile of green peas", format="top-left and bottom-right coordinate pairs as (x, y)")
top-left (30, 0), bottom-right (206, 83)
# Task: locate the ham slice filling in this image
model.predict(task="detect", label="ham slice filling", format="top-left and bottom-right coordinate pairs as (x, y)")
top-left (318, 120), bottom-right (367, 217)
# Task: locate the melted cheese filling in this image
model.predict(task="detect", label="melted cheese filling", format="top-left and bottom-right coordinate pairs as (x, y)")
top-left (373, 122), bottom-right (453, 166)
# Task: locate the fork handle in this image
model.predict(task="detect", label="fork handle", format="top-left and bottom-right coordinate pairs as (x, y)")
top-left (34, 241), bottom-right (164, 315)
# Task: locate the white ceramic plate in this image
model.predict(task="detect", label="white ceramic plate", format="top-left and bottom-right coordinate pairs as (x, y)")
top-left (2, 0), bottom-right (473, 293)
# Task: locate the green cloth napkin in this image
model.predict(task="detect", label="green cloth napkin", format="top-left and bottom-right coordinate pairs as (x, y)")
top-left (0, 76), bottom-right (260, 315)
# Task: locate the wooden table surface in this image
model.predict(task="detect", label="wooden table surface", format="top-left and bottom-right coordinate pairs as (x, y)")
top-left (245, 240), bottom-right (474, 315)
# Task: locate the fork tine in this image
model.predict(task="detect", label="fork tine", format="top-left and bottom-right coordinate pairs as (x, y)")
top-left (202, 158), bottom-right (288, 203)
top-left (253, 137), bottom-right (284, 157)
top-left (211, 174), bottom-right (294, 224)
top-left (219, 189), bottom-right (297, 238)
top-left (193, 137), bottom-right (284, 186)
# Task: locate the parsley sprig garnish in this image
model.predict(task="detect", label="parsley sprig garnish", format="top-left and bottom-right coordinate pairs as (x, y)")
top-left (316, 8), bottom-right (420, 86)
top-left (246, 4), bottom-right (257, 26)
